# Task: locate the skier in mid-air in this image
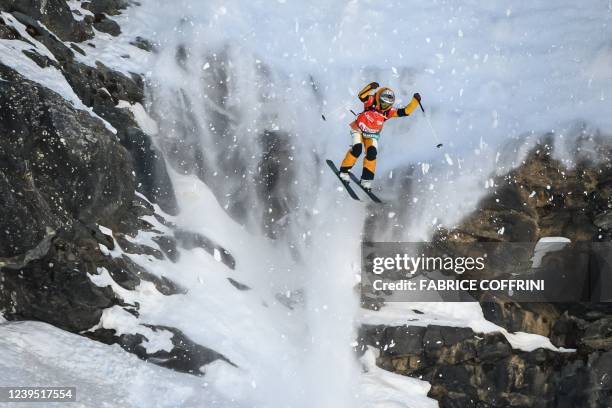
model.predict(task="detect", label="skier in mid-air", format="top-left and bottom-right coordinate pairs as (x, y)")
top-left (337, 82), bottom-right (421, 191)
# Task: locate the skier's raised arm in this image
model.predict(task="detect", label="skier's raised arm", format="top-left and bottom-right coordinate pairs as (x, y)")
top-left (357, 82), bottom-right (379, 102)
top-left (393, 93), bottom-right (421, 117)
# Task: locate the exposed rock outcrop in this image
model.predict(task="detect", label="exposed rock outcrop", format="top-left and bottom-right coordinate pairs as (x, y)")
top-left (0, 0), bottom-right (94, 41)
top-left (359, 324), bottom-right (612, 408)
top-left (89, 325), bottom-right (234, 375)
top-left (435, 137), bottom-right (612, 344)
top-left (1, 1), bottom-right (177, 214)
top-left (362, 136), bottom-right (612, 407)
top-left (0, 1), bottom-right (232, 375)
top-left (437, 135), bottom-right (612, 244)
top-left (0, 64), bottom-right (134, 257)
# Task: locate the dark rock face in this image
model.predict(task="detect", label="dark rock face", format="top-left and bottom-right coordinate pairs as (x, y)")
top-left (174, 229), bottom-right (236, 270)
top-left (89, 325), bottom-right (234, 375)
top-left (360, 324), bottom-right (612, 408)
top-left (0, 64), bottom-right (137, 333)
top-left (110, 254), bottom-right (186, 296)
top-left (363, 137), bottom-right (612, 407)
top-left (5, 4), bottom-right (177, 215)
top-left (438, 137), bottom-right (612, 244)
top-left (0, 0), bottom-right (94, 41)
top-left (0, 1), bottom-right (232, 376)
top-left (0, 64), bottom-right (134, 257)
top-left (130, 36), bottom-right (154, 52)
top-left (83, 0), bottom-right (128, 16)
top-left (92, 13), bottom-right (121, 36)
top-left (436, 139), bottom-right (612, 341)
top-left (1, 230), bottom-right (117, 332)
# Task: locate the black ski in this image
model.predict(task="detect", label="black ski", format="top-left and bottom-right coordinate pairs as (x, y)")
top-left (326, 159), bottom-right (360, 201)
top-left (348, 172), bottom-right (383, 203)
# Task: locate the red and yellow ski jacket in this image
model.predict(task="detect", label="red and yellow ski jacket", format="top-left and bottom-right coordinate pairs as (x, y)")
top-left (350, 83), bottom-right (419, 139)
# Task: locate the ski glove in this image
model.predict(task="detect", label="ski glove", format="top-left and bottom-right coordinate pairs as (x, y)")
top-left (358, 82), bottom-right (380, 101)
top-left (397, 96), bottom-right (420, 117)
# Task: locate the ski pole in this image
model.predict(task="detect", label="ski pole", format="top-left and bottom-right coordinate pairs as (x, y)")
top-left (417, 100), bottom-right (443, 148)
top-left (322, 108), bottom-right (357, 121)
top-left (321, 103), bottom-right (357, 121)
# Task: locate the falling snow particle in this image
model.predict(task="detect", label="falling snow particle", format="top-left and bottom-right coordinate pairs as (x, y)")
top-left (444, 153), bottom-right (454, 165)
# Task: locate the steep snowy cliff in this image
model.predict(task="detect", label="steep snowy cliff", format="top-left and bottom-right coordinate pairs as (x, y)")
top-left (0, 1), bottom-right (611, 407)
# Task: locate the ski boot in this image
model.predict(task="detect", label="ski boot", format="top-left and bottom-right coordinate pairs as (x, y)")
top-left (360, 179), bottom-right (372, 192)
top-left (339, 171), bottom-right (350, 183)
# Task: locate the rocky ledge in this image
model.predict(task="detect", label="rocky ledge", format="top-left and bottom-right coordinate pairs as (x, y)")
top-left (360, 323), bottom-right (611, 408)
top-left (361, 136), bottom-right (612, 407)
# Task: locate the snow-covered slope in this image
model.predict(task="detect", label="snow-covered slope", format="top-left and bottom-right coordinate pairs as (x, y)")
top-left (0, 319), bottom-right (233, 407)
